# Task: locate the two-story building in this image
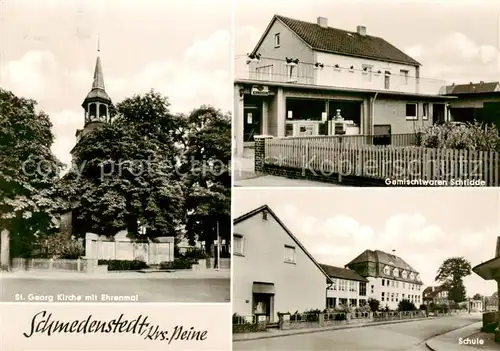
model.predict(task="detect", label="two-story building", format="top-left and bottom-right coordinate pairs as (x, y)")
top-left (345, 249), bottom-right (424, 310)
top-left (320, 263), bottom-right (369, 309)
top-left (423, 286), bottom-right (452, 306)
top-left (234, 14), bottom-right (454, 156)
top-left (233, 205), bottom-right (332, 322)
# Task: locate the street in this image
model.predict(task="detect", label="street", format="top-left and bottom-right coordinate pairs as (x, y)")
top-left (233, 314), bottom-right (482, 351)
top-left (0, 274), bottom-right (230, 303)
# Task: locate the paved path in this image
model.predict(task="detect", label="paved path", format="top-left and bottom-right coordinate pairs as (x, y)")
top-left (233, 314), bottom-right (482, 351)
top-left (234, 174), bottom-right (339, 187)
top-left (426, 321), bottom-right (498, 351)
top-left (0, 271), bottom-right (230, 303)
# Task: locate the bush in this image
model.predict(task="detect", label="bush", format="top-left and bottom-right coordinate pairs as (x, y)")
top-left (98, 259), bottom-right (149, 271)
top-left (334, 304), bottom-right (352, 314)
top-left (419, 122), bottom-right (500, 151)
top-left (368, 298), bottom-right (380, 312)
top-left (419, 304), bottom-right (427, 311)
top-left (398, 299), bottom-right (417, 311)
top-left (160, 257), bottom-right (197, 270)
top-left (182, 248), bottom-right (207, 260)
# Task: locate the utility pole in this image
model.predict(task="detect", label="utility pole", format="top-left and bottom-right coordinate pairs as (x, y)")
top-left (216, 221), bottom-right (220, 271)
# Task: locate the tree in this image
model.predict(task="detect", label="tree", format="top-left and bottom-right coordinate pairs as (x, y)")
top-left (368, 298), bottom-right (380, 312)
top-left (435, 257), bottom-right (472, 303)
top-left (63, 90), bottom-right (185, 238)
top-left (0, 89), bottom-right (63, 270)
top-left (472, 293), bottom-right (483, 300)
top-left (182, 106), bottom-right (231, 254)
top-left (398, 299), bottom-right (417, 311)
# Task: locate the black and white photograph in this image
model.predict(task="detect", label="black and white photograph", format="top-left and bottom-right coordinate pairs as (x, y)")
top-left (0, 0), bottom-right (231, 303)
top-left (233, 0), bottom-right (500, 187)
top-left (232, 187), bottom-right (500, 350)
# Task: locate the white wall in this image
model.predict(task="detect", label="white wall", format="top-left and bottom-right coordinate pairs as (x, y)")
top-left (369, 277), bottom-right (423, 310)
top-left (233, 212), bottom-right (327, 321)
top-left (326, 279), bottom-right (368, 305)
top-left (314, 52), bottom-right (444, 95)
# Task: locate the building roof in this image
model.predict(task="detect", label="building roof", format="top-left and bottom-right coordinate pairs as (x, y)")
top-left (423, 285), bottom-right (446, 298)
top-left (253, 15), bottom-right (421, 67)
top-left (346, 249), bottom-right (418, 273)
top-left (83, 56), bottom-right (111, 105)
top-left (234, 205), bottom-right (332, 283)
top-left (319, 264), bottom-right (369, 282)
top-left (445, 81), bottom-right (500, 95)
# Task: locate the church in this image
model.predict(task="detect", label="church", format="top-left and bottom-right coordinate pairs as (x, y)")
top-left (59, 49), bottom-right (175, 266)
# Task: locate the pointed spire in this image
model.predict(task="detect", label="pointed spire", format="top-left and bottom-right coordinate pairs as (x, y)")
top-left (91, 56), bottom-right (105, 90)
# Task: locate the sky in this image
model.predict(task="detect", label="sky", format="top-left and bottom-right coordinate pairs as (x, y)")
top-left (234, 188), bottom-right (500, 297)
top-left (235, 0), bottom-right (500, 84)
top-left (0, 0), bottom-right (232, 167)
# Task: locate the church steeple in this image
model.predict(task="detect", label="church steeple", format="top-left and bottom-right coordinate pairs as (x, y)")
top-left (81, 35), bottom-right (112, 127)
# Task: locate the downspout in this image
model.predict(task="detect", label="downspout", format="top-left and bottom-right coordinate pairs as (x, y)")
top-left (371, 92), bottom-right (379, 136)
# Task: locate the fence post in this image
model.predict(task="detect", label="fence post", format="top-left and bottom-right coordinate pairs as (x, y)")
top-left (254, 135), bottom-right (273, 174)
top-left (77, 258), bottom-right (81, 272)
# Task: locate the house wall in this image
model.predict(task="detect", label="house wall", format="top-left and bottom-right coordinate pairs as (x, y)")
top-left (326, 279), bottom-right (368, 305)
top-left (448, 96), bottom-right (500, 109)
top-left (369, 277), bottom-right (423, 310)
top-left (233, 213), bottom-right (327, 321)
top-left (254, 19), bottom-right (315, 67)
top-left (373, 98), bottom-right (435, 134)
top-left (314, 52), bottom-right (438, 94)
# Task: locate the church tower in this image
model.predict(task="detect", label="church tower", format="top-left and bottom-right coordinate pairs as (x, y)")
top-left (76, 38), bottom-right (112, 142)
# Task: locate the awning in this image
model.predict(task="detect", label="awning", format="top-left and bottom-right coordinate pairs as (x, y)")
top-left (253, 282), bottom-right (275, 294)
top-left (472, 257), bottom-right (500, 280)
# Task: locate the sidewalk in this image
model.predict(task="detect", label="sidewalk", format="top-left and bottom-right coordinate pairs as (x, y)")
top-left (234, 174), bottom-right (340, 187)
top-left (0, 269), bottom-right (230, 280)
top-left (233, 316), bottom-right (440, 342)
top-left (426, 322), bottom-right (498, 350)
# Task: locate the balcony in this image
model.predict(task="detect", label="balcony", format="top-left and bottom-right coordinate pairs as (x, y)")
top-left (235, 56), bottom-right (447, 96)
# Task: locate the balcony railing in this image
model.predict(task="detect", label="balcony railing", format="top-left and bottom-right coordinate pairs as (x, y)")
top-left (235, 56), bottom-right (447, 96)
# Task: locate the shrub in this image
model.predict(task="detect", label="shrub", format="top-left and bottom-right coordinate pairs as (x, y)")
top-left (368, 298), bottom-right (380, 312)
top-left (182, 248), bottom-right (207, 260)
top-left (398, 299), bottom-right (417, 311)
top-left (419, 304), bottom-right (427, 311)
top-left (160, 257), bottom-right (197, 270)
top-left (419, 122), bottom-right (500, 151)
top-left (334, 304), bottom-right (352, 314)
top-left (98, 259), bottom-right (149, 271)
top-left (334, 313), bottom-right (347, 321)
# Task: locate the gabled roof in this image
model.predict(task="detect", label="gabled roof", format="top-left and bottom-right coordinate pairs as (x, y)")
top-left (445, 81), bottom-right (500, 95)
top-left (252, 15), bottom-right (421, 67)
top-left (319, 264), bottom-right (368, 282)
top-left (346, 249), bottom-right (418, 273)
top-left (423, 285), bottom-right (447, 298)
top-left (234, 205), bottom-right (332, 282)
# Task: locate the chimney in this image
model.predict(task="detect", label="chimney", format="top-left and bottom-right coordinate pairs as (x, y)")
top-left (317, 17), bottom-right (328, 28)
top-left (357, 25), bottom-right (367, 36)
top-left (496, 237), bottom-right (500, 258)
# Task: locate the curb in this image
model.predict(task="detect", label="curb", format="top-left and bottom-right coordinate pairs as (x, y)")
top-left (424, 322), bottom-right (483, 351)
top-left (233, 316), bottom-right (446, 342)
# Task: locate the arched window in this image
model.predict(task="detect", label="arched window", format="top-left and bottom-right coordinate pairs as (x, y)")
top-left (402, 270), bottom-right (407, 279)
top-left (393, 268), bottom-right (399, 277)
top-left (383, 266), bottom-right (390, 275)
top-left (99, 104), bottom-right (108, 120)
top-left (89, 103), bottom-right (97, 120)
top-left (410, 272), bottom-right (415, 280)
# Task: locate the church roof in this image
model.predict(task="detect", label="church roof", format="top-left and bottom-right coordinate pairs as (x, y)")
top-left (82, 56), bottom-right (111, 105)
